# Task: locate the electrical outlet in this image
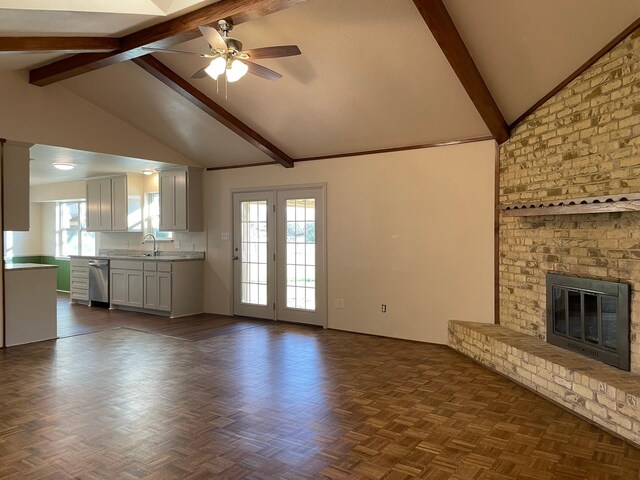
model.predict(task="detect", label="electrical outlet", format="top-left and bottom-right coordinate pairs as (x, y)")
top-left (381, 304), bottom-right (387, 313)
top-left (175, 241), bottom-right (181, 250)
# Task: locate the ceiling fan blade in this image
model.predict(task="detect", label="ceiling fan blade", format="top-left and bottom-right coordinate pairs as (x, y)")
top-left (243, 45), bottom-right (301, 59)
top-left (142, 47), bottom-right (211, 57)
top-left (243, 60), bottom-right (283, 80)
top-left (198, 25), bottom-right (227, 51)
top-left (191, 66), bottom-right (209, 79)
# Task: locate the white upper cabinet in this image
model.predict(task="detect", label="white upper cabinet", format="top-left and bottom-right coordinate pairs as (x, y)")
top-left (86, 174), bottom-right (143, 232)
top-left (112, 174), bottom-right (143, 231)
top-left (158, 167), bottom-right (202, 232)
top-left (86, 177), bottom-right (111, 231)
top-left (111, 175), bottom-right (127, 231)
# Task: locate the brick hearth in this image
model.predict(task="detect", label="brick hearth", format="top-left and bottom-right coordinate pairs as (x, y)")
top-left (449, 320), bottom-right (640, 447)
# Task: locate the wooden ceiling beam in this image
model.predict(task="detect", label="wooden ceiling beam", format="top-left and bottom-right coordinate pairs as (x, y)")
top-left (412, 0), bottom-right (509, 144)
top-left (30, 0), bottom-right (306, 86)
top-left (0, 37), bottom-right (120, 53)
top-left (133, 55), bottom-right (294, 168)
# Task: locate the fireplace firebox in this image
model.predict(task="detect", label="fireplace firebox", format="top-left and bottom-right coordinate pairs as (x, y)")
top-left (546, 273), bottom-right (630, 370)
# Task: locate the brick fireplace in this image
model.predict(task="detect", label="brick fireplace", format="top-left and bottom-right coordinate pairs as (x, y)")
top-left (450, 28), bottom-right (640, 446)
top-left (499, 28), bottom-right (640, 371)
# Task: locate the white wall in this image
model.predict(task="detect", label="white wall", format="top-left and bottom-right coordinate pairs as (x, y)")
top-left (41, 203), bottom-right (56, 256)
top-left (6, 202), bottom-right (42, 256)
top-left (204, 140), bottom-right (497, 344)
top-left (29, 182), bottom-right (84, 257)
top-left (0, 71), bottom-right (195, 166)
top-left (31, 181), bottom-right (85, 202)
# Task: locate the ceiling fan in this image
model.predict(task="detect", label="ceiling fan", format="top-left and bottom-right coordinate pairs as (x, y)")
top-left (142, 19), bottom-right (301, 83)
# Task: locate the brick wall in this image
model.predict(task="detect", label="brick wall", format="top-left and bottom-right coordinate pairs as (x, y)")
top-left (499, 29), bottom-right (640, 370)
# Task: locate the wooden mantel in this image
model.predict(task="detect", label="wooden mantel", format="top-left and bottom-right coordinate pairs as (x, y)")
top-left (500, 193), bottom-right (640, 217)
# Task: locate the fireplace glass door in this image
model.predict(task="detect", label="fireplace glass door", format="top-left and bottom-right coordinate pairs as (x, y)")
top-left (547, 273), bottom-right (629, 370)
top-left (553, 287), bottom-right (617, 349)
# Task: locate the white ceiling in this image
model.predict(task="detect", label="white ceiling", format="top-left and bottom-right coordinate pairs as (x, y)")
top-left (61, 62), bottom-right (275, 168)
top-left (0, 1), bottom-right (212, 15)
top-left (29, 144), bottom-right (180, 185)
top-left (0, 0), bottom-right (221, 70)
top-left (63, 0), bottom-right (490, 163)
top-left (0, 0), bottom-right (637, 175)
top-left (445, 0), bottom-right (640, 124)
top-left (0, 0), bottom-right (221, 36)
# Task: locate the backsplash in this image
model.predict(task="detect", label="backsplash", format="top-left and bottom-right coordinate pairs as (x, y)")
top-left (98, 231), bottom-right (206, 253)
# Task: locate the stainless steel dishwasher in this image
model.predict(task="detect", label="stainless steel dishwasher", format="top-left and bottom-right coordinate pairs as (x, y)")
top-left (88, 259), bottom-right (110, 306)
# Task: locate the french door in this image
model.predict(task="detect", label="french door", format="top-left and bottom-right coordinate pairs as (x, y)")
top-left (232, 191), bottom-right (275, 319)
top-left (232, 187), bottom-right (326, 326)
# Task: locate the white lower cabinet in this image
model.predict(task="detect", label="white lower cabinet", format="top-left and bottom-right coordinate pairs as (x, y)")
top-left (70, 258), bottom-right (89, 303)
top-left (110, 268), bottom-right (143, 308)
top-left (109, 259), bottom-right (201, 317)
top-left (143, 271), bottom-right (172, 312)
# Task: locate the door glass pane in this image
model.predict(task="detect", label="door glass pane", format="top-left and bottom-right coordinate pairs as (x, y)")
top-left (285, 198), bottom-right (316, 311)
top-left (240, 201), bottom-right (268, 306)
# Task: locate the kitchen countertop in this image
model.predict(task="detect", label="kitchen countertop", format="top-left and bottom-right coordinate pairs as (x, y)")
top-left (69, 255), bottom-right (203, 262)
top-left (5, 263), bottom-right (58, 271)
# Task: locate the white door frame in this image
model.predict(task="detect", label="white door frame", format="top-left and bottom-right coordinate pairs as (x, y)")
top-left (230, 183), bottom-right (327, 328)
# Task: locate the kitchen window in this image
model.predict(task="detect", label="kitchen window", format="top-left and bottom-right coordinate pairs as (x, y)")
top-left (145, 192), bottom-right (172, 240)
top-left (56, 201), bottom-right (95, 257)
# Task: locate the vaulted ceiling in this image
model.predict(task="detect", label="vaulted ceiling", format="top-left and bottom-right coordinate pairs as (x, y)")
top-left (0, 0), bottom-right (638, 175)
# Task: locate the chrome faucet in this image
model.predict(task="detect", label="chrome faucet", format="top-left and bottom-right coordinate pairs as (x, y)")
top-left (142, 234), bottom-right (158, 256)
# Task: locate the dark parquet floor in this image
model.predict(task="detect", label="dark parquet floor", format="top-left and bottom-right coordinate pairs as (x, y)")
top-left (0, 294), bottom-right (639, 479)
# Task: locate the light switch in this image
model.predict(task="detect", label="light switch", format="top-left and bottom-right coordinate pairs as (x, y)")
top-left (221, 232), bottom-right (230, 241)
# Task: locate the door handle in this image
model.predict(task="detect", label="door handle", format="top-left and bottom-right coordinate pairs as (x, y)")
top-left (232, 255), bottom-right (239, 260)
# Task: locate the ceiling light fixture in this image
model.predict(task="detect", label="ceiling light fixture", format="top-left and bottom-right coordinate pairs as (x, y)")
top-left (142, 169), bottom-right (154, 176)
top-left (204, 54), bottom-right (249, 83)
top-left (53, 163), bottom-right (75, 171)
top-left (226, 59), bottom-right (249, 83)
top-left (143, 19), bottom-right (301, 85)
top-left (205, 56), bottom-right (227, 80)
top-left (202, 21), bottom-right (251, 84)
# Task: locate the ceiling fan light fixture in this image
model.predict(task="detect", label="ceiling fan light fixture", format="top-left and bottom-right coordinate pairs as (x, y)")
top-left (226, 59), bottom-right (248, 83)
top-left (53, 163), bottom-right (75, 171)
top-left (205, 56), bottom-right (227, 79)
